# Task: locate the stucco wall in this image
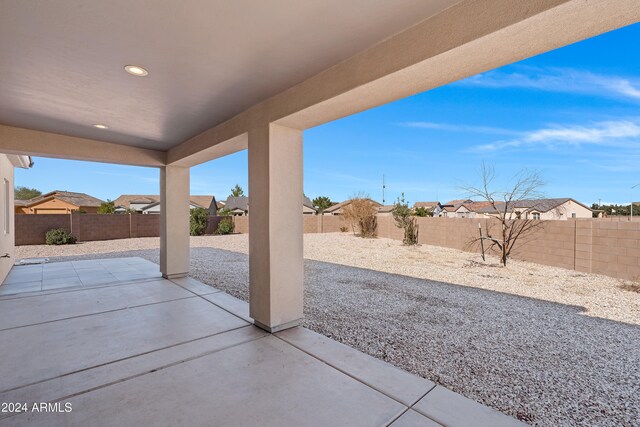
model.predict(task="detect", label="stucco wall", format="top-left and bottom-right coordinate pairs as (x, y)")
top-left (0, 155), bottom-right (15, 283)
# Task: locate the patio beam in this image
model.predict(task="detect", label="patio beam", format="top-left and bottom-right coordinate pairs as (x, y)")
top-left (248, 123), bottom-right (303, 332)
top-left (166, 0), bottom-right (639, 167)
top-left (160, 165), bottom-right (190, 279)
top-left (0, 124), bottom-right (165, 167)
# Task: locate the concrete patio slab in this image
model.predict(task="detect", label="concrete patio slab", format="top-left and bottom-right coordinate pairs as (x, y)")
top-left (169, 276), bottom-right (221, 295)
top-left (4, 336), bottom-right (406, 427)
top-left (0, 326), bottom-right (268, 417)
top-left (1, 258), bottom-right (161, 296)
top-left (0, 279), bottom-right (192, 330)
top-left (413, 386), bottom-right (525, 427)
top-left (277, 327), bottom-right (435, 406)
top-left (0, 258), bottom-right (525, 426)
top-left (203, 291), bottom-right (252, 323)
top-left (0, 297), bottom-right (248, 392)
top-left (390, 410), bottom-right (443, 426)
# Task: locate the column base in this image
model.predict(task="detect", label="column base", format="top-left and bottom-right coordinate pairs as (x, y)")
top-left (162, 272), bottom-right (188, 280)
top-left (253, 318), bottom-right (302, 333)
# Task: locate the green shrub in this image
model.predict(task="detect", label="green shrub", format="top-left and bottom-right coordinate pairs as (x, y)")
top-left (190, 207), bottom-right (209, 236)
top-left (45, 228), bottom-right (77, 245)
top-left (392, 193), bottom-right (419, 245)
top-left (216, 217), bottom-right (234, 235)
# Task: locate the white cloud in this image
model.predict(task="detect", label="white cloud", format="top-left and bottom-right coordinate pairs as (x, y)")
top-left (459, 67), bottom-right (640, 101)
top-left (401, 122), bottom-right (520, 136)
top-left (470, 119), bottom-right (640, 152)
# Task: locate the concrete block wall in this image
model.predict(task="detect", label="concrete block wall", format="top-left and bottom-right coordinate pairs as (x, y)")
top-left (16, 214), bottom-right (226, 244)
top-left (131, 214), bottom-right (160, 238)
top-left (15, 214), bottom-right (71, 245)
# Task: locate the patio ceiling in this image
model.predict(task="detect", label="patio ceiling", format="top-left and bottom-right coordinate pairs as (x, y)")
top-left (0, 0), bottom-right (460, 150)
top-left (0, 0), bottom-right (637, 167)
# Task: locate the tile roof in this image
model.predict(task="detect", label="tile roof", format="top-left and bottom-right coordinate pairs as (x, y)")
top-left (474, 198), bottom-right (585, 214)
top-left (17, 191), bottom-right (104, 208)
top-left (113, 195), bottom-right (216, 209)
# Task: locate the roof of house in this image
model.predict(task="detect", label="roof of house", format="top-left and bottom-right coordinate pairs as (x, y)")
top-left (456, 201), bottom-right (495, 212)
top-left (414, 201), bottom-right (439, 209)
top-left (17, 190), bottom-right (104, 208)
top-left (113, 195), bottom-right (216, 209)
top-left (223, 196), bottom-right (249, 212)
top-left (324, 198), bottom-right (382, 213)
top-left (303, 196), bottom-right (315, 210)
top-left (377, 205), bottom-right (396, 213)
top-left (475, 198), bottom-right (590, 214)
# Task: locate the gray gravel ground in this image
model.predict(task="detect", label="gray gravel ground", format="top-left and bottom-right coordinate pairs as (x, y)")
top-left (39, 246), bottom-right (640, 427)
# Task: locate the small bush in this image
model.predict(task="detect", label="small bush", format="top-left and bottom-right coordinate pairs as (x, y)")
top-left (392, 193), bottom-right (419, 245)
top-left (45, 228), bottom-right (77, 245)
top-left (216, 217), bottom-right (234, 235)
top-left (339, 226), bottom-right (348, 232)
top-left (190, 207), bottom-right (209, 236)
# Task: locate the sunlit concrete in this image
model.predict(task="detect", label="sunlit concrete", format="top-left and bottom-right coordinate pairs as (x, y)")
top-left (0, 258), bottom-right (523, 426)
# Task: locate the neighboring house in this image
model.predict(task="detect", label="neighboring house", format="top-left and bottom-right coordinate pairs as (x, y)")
top-left (453, 201), bottom-right (495, 218)
top-left (303, 196), bottom-right (316, 215)
top-left (15, 190), bottom-right (103, 214)
top-left (435, 199), bottom-right (472, 217)
top-left (222, 195), bottom-right (316, 215)
top-left (113, 194), bottom-right (217, 214)
top-left (377, 205), bottom-right (395, 216)
top-left (222, 196), bottom-right (249, 216)
top-left (323, 199), bottom-right (383, 215)
top-left (413, 201), bottom-right (439, 215)
top-left (1, 154), bottom-right (32, 283)
top-left (475, 198), bottom-right (593, 220)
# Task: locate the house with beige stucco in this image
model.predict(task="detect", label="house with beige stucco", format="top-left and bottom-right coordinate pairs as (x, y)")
top-left (15, 190), bottom-right (103, 214)
top-left (475, 198), bottom-right (593, 220)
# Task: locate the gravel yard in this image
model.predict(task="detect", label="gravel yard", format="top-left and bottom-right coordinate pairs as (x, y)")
top-left (16, 233), bottom-right (640, 426)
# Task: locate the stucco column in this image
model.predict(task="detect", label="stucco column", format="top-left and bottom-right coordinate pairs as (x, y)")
top-left (160, 165), bottom-right (190, 279)
top-left (248, 123), bottom-right (303, 332)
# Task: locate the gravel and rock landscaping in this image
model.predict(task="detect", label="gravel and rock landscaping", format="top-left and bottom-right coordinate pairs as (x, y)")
top-left (16, 233), bottom-right (640, 426)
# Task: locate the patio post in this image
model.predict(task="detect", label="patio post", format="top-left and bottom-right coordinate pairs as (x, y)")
top-left (160, 165), bottom-right (190, 279)
top-left (248, 123), bottom-right (303, 332)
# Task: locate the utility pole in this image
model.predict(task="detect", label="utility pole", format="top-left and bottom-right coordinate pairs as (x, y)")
top-left (632, 184), bottom-right (640, 221)
top-left (382, 174), bottom-right (386, 204)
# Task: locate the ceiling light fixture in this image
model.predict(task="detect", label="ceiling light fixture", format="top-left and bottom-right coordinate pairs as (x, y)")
top-left (124, 65), bottom-right (149, 76)
top-left (93, 124), bottom-right (108, 129)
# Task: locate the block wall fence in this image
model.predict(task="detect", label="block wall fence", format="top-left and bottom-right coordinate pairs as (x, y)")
top-left (234, 215), bottom-right (640, 281)
top-left (15, 214), bottom-right (640, 281)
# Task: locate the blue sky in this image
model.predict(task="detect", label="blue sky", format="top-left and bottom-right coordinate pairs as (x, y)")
top-left (16, 23), bottom-right (640, 206)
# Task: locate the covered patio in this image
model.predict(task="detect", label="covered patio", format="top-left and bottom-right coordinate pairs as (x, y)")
top-left (0, 0), bottom-right (637, 425)
top-left (0, 258), bottom-right (520, 426)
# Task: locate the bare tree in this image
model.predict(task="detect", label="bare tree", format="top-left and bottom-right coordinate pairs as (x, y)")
top-left (464, 163), bottom-right (547, 266)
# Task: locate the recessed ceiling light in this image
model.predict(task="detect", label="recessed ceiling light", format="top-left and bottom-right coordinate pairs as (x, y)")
top-left (93, 124), bottom-right (108, 129)
top-left (124, 65), bottom-right (149, 76)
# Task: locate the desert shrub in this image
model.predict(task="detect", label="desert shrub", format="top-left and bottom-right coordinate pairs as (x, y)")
top-left (97, 200), bottom-right (116, 214)
top-left (392, 194), bottom-right (419, 245)
top-left (190, 207), bottom-right (209, 236)
top-left (216, 217), bottom-right (234, 235)
top-left (45, 228), bottom-right (77, 245)
top-left (342, 196), bottom-right (377, 238)
top-left (414, 206), bottom-right (433, 217)
top-left (339, 226), bottom-right (348, 233)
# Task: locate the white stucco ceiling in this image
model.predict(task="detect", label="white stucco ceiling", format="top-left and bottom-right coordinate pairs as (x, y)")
top-left (0, 0), bottom-right (461, 150)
